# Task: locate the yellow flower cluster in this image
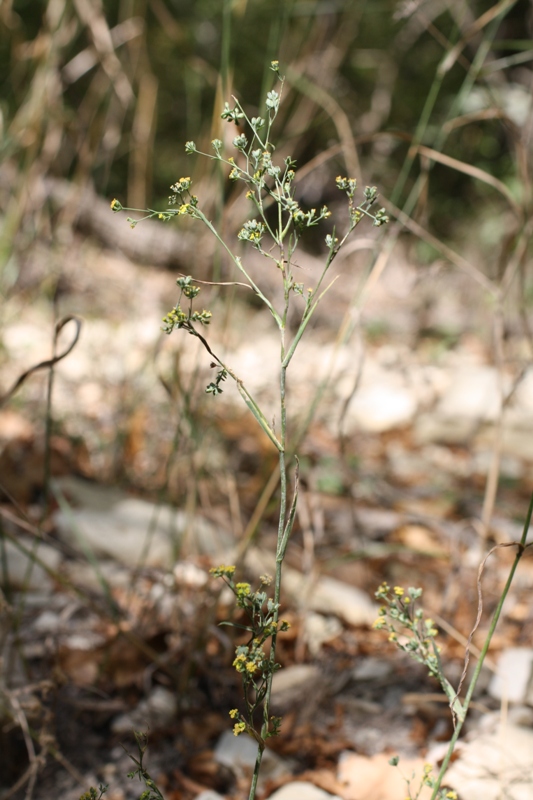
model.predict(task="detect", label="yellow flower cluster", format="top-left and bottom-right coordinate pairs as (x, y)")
top-left (209, 564), bottom-right (236, 578)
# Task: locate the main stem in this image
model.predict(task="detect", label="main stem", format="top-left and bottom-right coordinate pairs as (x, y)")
top-left (247, 336), bottom-right (288, 800)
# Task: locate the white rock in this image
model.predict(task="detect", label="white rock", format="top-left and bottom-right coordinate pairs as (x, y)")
top-left (63, 560), bottom-right (131, 591)
top-left (173, 561), bottom-right (208, 588)
top-left (343, 380), bottom-right (417, 433)
top-left (512, 368), bottom-right (533, 414)
top-left (488, 648), bottom-right (533, 704)
top-left (0, 538), bottom-right (60, 591)
top-left (111, 686), bottom-right (177, 733)
top-left (32, 610), bottom-right (61, 634)
top-left (267, 782), bottom-right (342, 800)
top-left (214, 730), bottom-right (289, 782)
top-left (351, 657), bottom-right (392, 682)
top-left (414, 413), bottom-right (478, 445)
top-left (194, 792), bottom-right (225, 800)
top-left (500, 425), bottom-right (533, 462)
top-left (54, 477), bottom-right (232, 567)
top-left (445, 722), bottom-right (533, 800)
top-left (246, 549), bottom-right (376, 627)
top-left (436, 366), bottom-right (502, 422)
top-left (61, 632), bottom-right (107, 651)
top-left (304, 612), bottom-right (343, 656)
top-left (213, 728), bottom-right (258, 769)
top-left (269, 664), bottom-right (322, 713)
top-left (306, 576), bottom-right (376, 626)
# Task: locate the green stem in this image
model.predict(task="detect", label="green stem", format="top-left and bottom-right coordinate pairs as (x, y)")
top-left (430, 487), bottom-right (533, 798)
top-left (248, 348), bottom-right (289, 800)
top-left (197, 211), bottom-right (283, 328)
top-left (185, 325), bottom-right (283, 451)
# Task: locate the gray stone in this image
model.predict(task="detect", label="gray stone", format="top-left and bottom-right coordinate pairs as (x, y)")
top-left (214, 730), bottom-right (289, 783)
top-left (414, 413), bottom-right (478, 445)
top-left (54, 476), bottom-right (232, 567)
top-left (488, 648), bottom-right (533, 705)
top-left (63, 560), bottom-right (131, 591)
top-left (342, 379), bottom-right (417, 433)
top-left (0, 537), bottom-right (61, 592)
top-left (32, 610), bottom-right (61, 634)
top-left (351, 657), bottom-right (393, 683)
top-left (267, 782), bottom-right (342, 800)
top-left (445, 722), bottom-right (533, 800)
top-left (246, 548), bottom-right (376, 627)
top-left (213, 728), bottom-right (258, 769)
top-left (304, 612), bottom-right (343, 657)
top-left (306, 576), bottom-right (376, 626)
top-left (436, 366), bottom-right (502, 422)
top-left (194, 793), bottom-right (225, 800)
top-left (269, 664), bottom-right (322, 713)
top-left (111, 686), bottom-right (177, 733)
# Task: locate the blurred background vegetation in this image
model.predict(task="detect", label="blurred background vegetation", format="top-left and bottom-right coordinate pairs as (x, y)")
top-left (1, 0), bottom-right (532, 276)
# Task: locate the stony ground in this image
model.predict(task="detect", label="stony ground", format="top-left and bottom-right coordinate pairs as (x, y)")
top-left (2, 222), bottom-right (533, 800)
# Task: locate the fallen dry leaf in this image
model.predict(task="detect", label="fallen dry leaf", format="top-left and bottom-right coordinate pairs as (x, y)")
top-left (337, 752), bottom-right (433, 800)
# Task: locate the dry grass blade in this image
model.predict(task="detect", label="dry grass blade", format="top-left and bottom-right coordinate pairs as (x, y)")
top-left (63, 17), bottom-right (144, 83)
top-left (72, 0), bottom-right (134, 106)
top-left (129, 72), bottom-right (159, 208)
top-left (442, 107), bottom-right (510, 132)
top-left (286, 67), bottom-right (361, 179)
top-left (440, 0), bottom-right (520, 75)
top-left (383, 197), bottom-right (497, 294)
top-left (412, 143), bottom-right (521, 214)
top-left (454, 539), bottom-right (533, 704)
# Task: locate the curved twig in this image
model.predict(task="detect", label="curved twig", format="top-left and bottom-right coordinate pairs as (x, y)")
top-left (0, 316), bottom-right (82, 408)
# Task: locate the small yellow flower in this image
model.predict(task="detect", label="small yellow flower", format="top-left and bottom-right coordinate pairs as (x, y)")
top-left (229, 709), bottom-right (239, 719)
top-left (233, 722), bottom-right (246, 736)
top-left (388, 632), bottom-right (397, 642)
top-left (245, 662), bottom-right (256, 673)
top-left (446, 792), bottom-right (457, 799)
top-left (394, 586), bottom-right (404, 596)
top-left (233, 654), bottom-right (247, 671)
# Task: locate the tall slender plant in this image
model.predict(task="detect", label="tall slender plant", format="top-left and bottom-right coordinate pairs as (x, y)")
top-left (112, 61), bottom-right (389, 799)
